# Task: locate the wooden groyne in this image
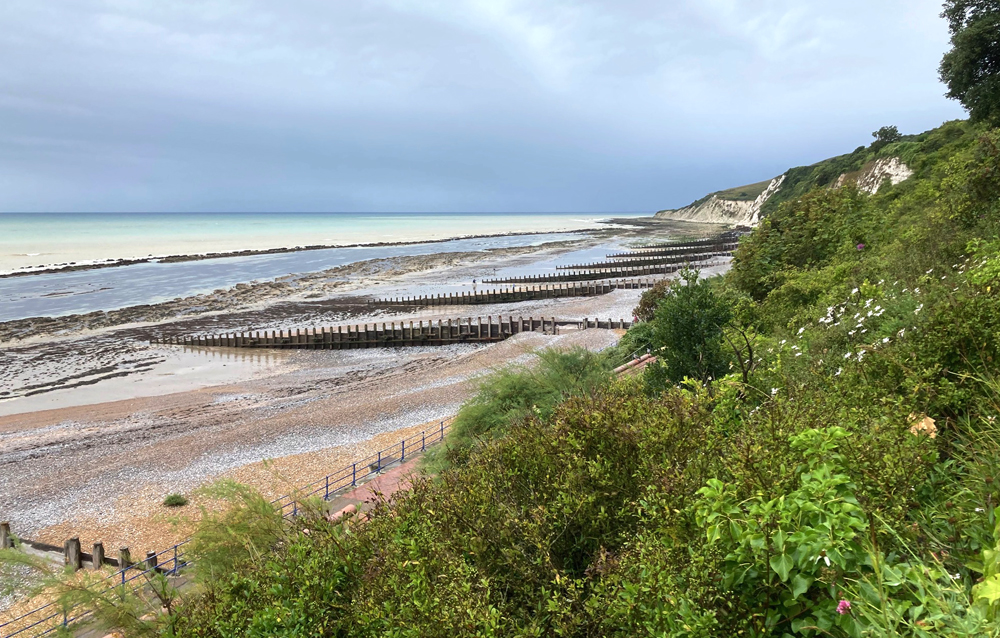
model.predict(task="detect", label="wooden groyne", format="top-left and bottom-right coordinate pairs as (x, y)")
top-left (367, 279), bottom-right (661, 309)
top-left (632, 232), bottom-right (744, 251)
top-left (484, 260), bottom-right (725, 285)
top-left (151, 316), bottom-right (633, 351)
top-left (606, 242), bottom-right (739, 259)
top-left (559, 250), bottom-right (733, 271)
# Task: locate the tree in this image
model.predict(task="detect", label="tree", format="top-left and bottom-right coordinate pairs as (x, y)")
top-left (872, 125), bottom-right (902, 146)
top-left (939, 0), bottom-right (1000, 125)
top-left (645, 269), bottom-right (732, 391)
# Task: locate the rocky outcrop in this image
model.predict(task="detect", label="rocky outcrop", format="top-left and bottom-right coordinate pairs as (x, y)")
top-left (655, 175), bottom-right (785, 227)
top-left (834, 157), bottom-right (913, 194)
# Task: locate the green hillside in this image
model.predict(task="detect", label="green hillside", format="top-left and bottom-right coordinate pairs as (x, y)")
top-left (715, 178), bottom-right (773, 202)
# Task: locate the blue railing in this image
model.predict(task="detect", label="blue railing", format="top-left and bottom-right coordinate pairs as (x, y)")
top-left (0, 419), bottom-right (452, 638)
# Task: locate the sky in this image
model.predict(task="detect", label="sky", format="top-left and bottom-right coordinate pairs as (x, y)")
top-left (0, 0), bottom-right (968, 213)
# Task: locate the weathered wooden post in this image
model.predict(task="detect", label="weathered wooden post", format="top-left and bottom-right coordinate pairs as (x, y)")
top-left (92, 542), bottom-right (105, 569)
top-left (0, 521), bottom-right (12, 549)
top-left (64, 537), bottom-right (82, 571)
top-left (119, 547), bottom-right (132, 568)
top-left (146, 551), bottom-right (158, 571)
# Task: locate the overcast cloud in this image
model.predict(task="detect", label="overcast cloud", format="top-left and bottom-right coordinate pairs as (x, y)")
top-left (0, 0), bottom-right (966, 212)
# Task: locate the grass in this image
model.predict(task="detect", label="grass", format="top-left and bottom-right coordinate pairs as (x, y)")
top-left (714, 178), bottom-right (774, 201)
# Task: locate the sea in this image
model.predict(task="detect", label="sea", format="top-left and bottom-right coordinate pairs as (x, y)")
top-left (0, 212), bottom-right (647, 321)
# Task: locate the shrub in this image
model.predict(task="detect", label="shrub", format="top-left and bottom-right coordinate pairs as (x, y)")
top-left (163, 493), bottom-right (189, 507)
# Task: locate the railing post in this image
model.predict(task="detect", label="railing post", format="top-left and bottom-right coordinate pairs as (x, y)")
top-left (401, 439), bottom-right (405, 462)
top-left (173, 545), bottom-right (178, 574)
top-left (440, 420), bottom-right (444, 440)
top-left (377, 451), bottom-right (381, 473)
top-left (325, 475), bottom-right (330, 500)
top-left (352, 463), bottom-right (357, 486)
top-left (422, 430), bottom-right (426, 451)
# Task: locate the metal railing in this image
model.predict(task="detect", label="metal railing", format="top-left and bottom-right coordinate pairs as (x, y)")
top-left (0, 419), bottom-right (453, 638)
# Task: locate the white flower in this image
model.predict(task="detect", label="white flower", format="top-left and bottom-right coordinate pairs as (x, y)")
top-left (845, 352), bottom-right (852, 359)
top-left (914, 304), bottom-right (923, 315)
top-left (976, 508), bottom-right (985, 513)
top-left (867, 311), bottom-right (873, 317)
top-left (857, 351), bottom-right (865, 361)
top-left (926, 268), bottom-right (934, 274)
top-left (851, 288), bottom-right (859, 295)
top-left (882, 337), bottom-right (890, 344)
top-left (898, 328), bottom-right (905, 337)
top-left (915, 287), bottom-right (920, 294)
top-left (795, 352), bottom-right (803, 357)
top-left (848, 330), bottom-right (856, 336)
top-left (798, 327), bottom-right (805, 335)
top-left (780, 339), bottom-right (786, 345)
top-left (861, 329), bottom-right (867, 334)
top-left (835, 368), bottom-right (842, 376)
top-left (771, 388), bottom-right (778, 396)
top-left (865, 299), bottom-right (873, 308)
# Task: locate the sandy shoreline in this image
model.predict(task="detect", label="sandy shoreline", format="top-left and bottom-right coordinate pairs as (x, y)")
top-left (0, 217), bottom-right (729, 612)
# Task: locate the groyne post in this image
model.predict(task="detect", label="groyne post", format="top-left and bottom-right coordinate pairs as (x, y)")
top-left (92, 542), bottom-right (105, 570)
top-left (0, 521), bottom-right (11, 549)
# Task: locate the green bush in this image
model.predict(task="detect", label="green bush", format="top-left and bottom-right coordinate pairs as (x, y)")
top-left (430, 346), bottom-right (612, 469)
top-left (644, 269), bottom-right (732, 392)
top-left (162, 493), bottom-right (189, 507)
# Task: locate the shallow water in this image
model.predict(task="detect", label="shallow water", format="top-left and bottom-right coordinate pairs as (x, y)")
top-left (0, 212), bottom-right (640, 273)
top-left (0, 232), bottom-right (586, 321)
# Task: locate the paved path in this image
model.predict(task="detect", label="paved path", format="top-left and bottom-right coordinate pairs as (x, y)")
top-left (326, 457), bottom-right (424, 521)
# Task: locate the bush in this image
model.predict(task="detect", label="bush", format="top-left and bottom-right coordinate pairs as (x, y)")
top-left (429, 346), bottom-right (612, 469)
top-left (163, 493), bottom-right (189, 507)
top-left (645, 269), bottom-right (732, 391)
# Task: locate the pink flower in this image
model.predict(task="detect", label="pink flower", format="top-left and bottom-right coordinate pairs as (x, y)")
top-left (836, 599), bottom-right (851, 615)
top-left (856, 243), bottom-right (865, 251)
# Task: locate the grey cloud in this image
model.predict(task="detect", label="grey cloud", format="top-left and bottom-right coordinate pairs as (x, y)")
top-left (0, 0), bottom-right (967, 212)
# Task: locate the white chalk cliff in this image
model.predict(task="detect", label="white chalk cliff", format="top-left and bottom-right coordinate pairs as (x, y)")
top-left (834, 157), bottom-right (914, 194)
top-left (655, 156), bottom-right (915, 227)
top-left (655, 175), bottom-right (786, 227)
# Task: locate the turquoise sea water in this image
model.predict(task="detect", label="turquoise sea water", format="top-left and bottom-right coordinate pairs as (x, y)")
top-left (0, 212), bottom-right (647, 321)
top-left (0, 212), bottom-right (641, 273)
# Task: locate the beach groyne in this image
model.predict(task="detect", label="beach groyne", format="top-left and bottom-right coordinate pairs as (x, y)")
top-left (151, 316), bottom-right (633, 351)
top-left (484, 259), bottom-right (726, 285)
top-left (605, 242), bottom-right (739, 259)
top-left (366, 279), bottom-right (661, 309)
top-left (557, 250), bottom-right (733, 271)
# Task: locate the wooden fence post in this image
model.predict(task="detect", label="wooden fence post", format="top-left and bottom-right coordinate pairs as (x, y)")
top-left (92, 542), bottom-right (105, 569)
top-left (0, 521), bottom-right (11, 549)
top-left (65, 537), bottom-right (82, 571)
